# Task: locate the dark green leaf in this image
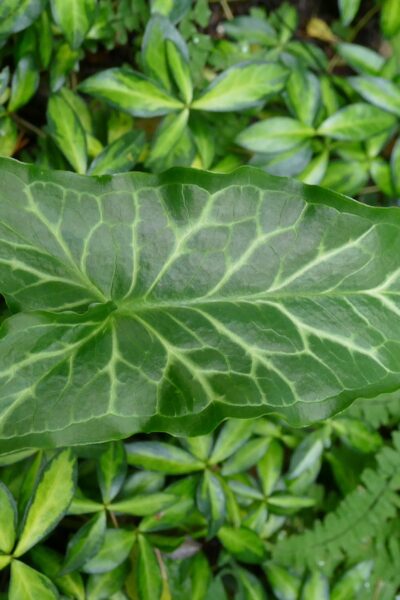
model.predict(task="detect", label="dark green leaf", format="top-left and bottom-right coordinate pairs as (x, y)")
top-left (62, 512), bottom-right (106, 574)
top-left (2, 161), bottom-right (400, 449)
top-left (83, 528), bottom-right (135, 574)
top-left (221, 437), bottom-right (270, 476)
top-left (196, 470), bottom-right (226, 537)
top-left (0, 482), bottom-right (17, 553)
top-left (218, 526), bottom-right (265, 564)
top-left (88, 131), bottom-right (144, 176)
top-left (97, 441), bottom-right (127, 504)
top-left (86, 561), bottom-right (129, 600)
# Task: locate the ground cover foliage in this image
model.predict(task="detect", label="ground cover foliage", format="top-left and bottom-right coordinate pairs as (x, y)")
top-left (1, 0), bottom-right (400, 598)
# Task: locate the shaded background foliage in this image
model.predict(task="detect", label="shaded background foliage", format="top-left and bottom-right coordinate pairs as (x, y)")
top-left (1, 0), bottom-right (400, 598)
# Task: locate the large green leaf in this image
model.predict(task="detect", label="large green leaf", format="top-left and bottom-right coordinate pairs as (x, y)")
top-left (1, 159), bottom-right (400, 450)
top-left (0, 0), bottom-right (46, 37)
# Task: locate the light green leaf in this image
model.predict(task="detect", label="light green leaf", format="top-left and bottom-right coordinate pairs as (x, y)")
top-left (150, 0), bottom-right (192, 24)
top-left (237, 117), bottom-right (314, 153)
top-left (0, 0), bottom-right (46, 36)
top-left (126, 442), bottom-right (204, 474)
top-left (86, 561), bottom-right (129, 600)
top-left (14, 450), bottom-right (76, 557)
top-left (381, 0), bottom-right (400, 38)
top-left (221, 437), bottom-right (270, 476)
top-left (0, 482), bottom-right (17, 553)
top-left (210, 420), bottom-right (253, 465)
top-left (88, 131), bottom-right (145, 176)
top-left (50, 0), bottom-right (97, 48)
top-left (222, 16), bottom-right (278, 46)
top-left (3, 160), bottom-right (400, 449)
top-left (166, 40), bottom-right (192, 104)
top-left (49, 43), bottom-right (80, 92)
top-left (257, 439), bottom-right (283, 496)
top-left (79, 68), bottom-right (184, 117)
top-left (61, 512), bottom-right (106, 574)
top-left (147, 110), bottom-right (190, 172)
top-left (331, 561), bottom-right (372, 600)
top-left (338, 0), bottom-right (362, 25)
top-left (9, 560), bottom-right (59, 600)
top-left (236, 568), bottom-right (267, 600)
top-left (0, 116), bottom-right (17, 156)
top-left (97, 441), bottom-right (127, 504)
top-left (264, 562), bottom-right (301, 600)
top-left (349, 75), bottom-right (400, 116)
top-left (47, 92), bottom-right (87, 173)
top-left (218, 526), bottom-right (265, 564)
top-left (137, 535), bottom-right (162, 600)
top-left (321, 159), bottom-right (369, 195)
top-left (336, 43), bottom-right (384, 76)
top-left (318, 103), bottom-right (396, 141)
top-left (83, 528), bottom-right (135, 574)
top-left (190, 552), bottom-right (212, 600)
top-left (286, 68), bottom-right (320, 126)
top-left (267, 492), bottom-right (316, 515)
top-left (8, 56), bottom-right (39, 112)
top-left (29, 545), bottom-right (85, 600)
top-left (301, 571), bottom-right (329, 600)
top-left (191, 61), bottom-right (288, 111)
top-left (298, 151), bottom-right (328, 185)
top-left (110, 492), bottom-right (176, 516)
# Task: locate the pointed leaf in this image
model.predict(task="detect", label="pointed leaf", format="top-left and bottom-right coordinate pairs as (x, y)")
top-left (137, 535), bottom-right (162, 600)
top-left (237, 117), bottom-right (314, 153)
top-left (50, 0), bottom-right (97, 48)
top-left (97, 441), bottom-right (127, 504)
top-left (47, 92), bottom-right (87, 173)
top-left (9, 560), bottom-right (59, 600)
top-left (191, 61), bottom-right (288, 111)
top-left (318, 103), bottom-right (396, 141)
top-left (349, 76), bottom-right (400, 116)
top-left (79, 68), bottom-right (184, 117)
top-left (0, 482), bottom-right (17, 553)
top-left (126, 442), bottom-right (204, 474)
top-left (62, 512), bottom-right (106, 574)
top-left (14, 450), bottom-right (76, 557)
top-left (8, 56), bottom-right (39, 112)
top-left (88, 131), bottom-right (145, 176)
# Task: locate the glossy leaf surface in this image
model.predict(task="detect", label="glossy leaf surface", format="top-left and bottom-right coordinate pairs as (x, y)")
top-left (1, 159), bottom-right (400, 450)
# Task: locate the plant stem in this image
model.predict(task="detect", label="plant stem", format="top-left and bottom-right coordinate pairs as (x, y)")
top-left (11, 113), bottom-right (46, 138)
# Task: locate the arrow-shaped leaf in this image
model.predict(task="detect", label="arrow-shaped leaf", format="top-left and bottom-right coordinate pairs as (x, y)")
top-left (1, 158), bottom-right (400, 451)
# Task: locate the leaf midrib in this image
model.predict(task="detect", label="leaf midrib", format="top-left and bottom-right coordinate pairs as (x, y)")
top-left (116, 288), bottom-right (396, 315)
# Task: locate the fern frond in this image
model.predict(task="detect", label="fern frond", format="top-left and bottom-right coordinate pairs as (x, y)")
top-left (346, 392), bottom-right (400, 428)
top-left (273, 431), bottom-right (400, 573)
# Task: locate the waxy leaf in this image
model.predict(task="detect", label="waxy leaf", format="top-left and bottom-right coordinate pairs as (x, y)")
top-left (2, 159), bottom-right (400, 450)
top-left (8, 55), bottom-right (40, 112)
top-left (318, 103), bottom-right (396, 141)
top-left (50, 0), bottom-right (97, 48)
top-left (349, 75), bottom-right (400, 117)
top-left (9, 560), bottom-right (59, 600)
top-left (14, 450), bottom-right (76, 556)
top-left (79, 67), bottom-right (184, 117)
top-left (0, 482), bottom-right (17, 553)
top-left (0, 0), bottom-right (46, 37)
top-left (237, 117), bottom-right (314, 153)
top-left (191, 61), bottom-right (288, 111)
